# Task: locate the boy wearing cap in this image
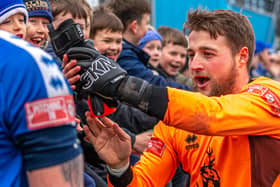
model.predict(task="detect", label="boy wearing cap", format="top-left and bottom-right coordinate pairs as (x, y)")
top-left (0, 0), bottom-right (28, 39)
top-left (138, 29), bottom-right (163, 69)
top-left (24, 0), bottom-right (53, 48)
top-left (250, 40), bottom-right (274, 78)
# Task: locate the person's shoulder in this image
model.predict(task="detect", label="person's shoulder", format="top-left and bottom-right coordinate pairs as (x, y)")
top-left (0, 31), bottom-right (54, 68)
top-left (118, 46), bottom-right (139, 64)
top-left (121, 40), bottom-right (141, 55)
top-left (244, 77), bottom-right (280, 117)
top-left (249, 77), bottom-right (280, 90)
top-left (119, 40), bottom-right (150, 65)
top-left (120, 42), bottom-right (137, 56)
top-left (122, 40), bottom-right (133, 48)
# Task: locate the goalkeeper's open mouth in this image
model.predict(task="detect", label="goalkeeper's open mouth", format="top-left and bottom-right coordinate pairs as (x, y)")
top-left (194, 75), bottom-right (210, 89)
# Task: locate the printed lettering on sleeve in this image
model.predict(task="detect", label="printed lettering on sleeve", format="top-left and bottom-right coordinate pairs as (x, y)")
top-left (244, 84), bottom-right (280, 116)
top-left (25, 95), bottom-right (76, 130)
top-left (145, 137), bottom-right (166, 157)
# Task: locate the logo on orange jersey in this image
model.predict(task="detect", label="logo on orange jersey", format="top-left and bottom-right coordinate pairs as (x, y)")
top-left (145, 137), bottom-right (166, 157)
top-left (185, 134), bottom-right (199, 150)
top-left (199, 147), bottom-right (220, 187)
top-left (244, 84), bottom-right (280, 116)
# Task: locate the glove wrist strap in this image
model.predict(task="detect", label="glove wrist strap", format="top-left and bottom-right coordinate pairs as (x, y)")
top-left (117, 76), bottom-right (152, 112)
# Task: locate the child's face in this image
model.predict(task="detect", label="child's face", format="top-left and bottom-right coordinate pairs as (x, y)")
top-left (53, 12), bottom-right (88, 39)
top-left (160, 43), bottom-right (187, 76)
top-left (25, 17), bottom-right (50, 48)
top-left (0, 13), bottom-right (26, 39)
top-left (92, 29), bottom-right (123, 61)
top-left (143, 40), bottom-right (162, 68)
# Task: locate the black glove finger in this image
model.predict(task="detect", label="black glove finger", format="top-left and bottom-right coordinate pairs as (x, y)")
top-left (87, 94), bottom-right (117, 117)
top-left (102, 97), bottom-right (119, 109)
top-left (88, 94), bottom-right (104, 117)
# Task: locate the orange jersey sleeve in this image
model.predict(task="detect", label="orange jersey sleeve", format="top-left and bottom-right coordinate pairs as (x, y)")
top-left (163, 77), bottom-right (280, 137)
top-left (108, 121), bottom-right (191, 187)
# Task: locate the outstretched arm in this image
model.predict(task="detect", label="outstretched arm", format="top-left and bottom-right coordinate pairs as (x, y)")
top-left (85, 114), bottom-right (180, 187)
top-left (84, 112), bottom-right (131, 169)
top-left (74, 49), bottom-right (280, 136)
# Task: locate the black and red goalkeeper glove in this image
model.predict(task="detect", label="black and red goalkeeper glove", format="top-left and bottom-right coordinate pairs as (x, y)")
top-left (48, 19), bottom-right (118, 117)
top-left (66, 46), bottom-right (153, 113)
top-left (48, 19), bottom-right (155, 116)
top-left (66, 46), bottom-right (127, 97)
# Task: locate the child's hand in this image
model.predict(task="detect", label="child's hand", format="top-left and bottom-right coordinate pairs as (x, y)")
top-left (62, 54), bottom-right (81, 90)
top-left (133, 131), bottom-right (153, 154)
top-left (75, 118), bottom-right (83, 132)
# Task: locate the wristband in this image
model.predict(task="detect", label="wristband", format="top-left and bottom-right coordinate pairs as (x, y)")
top-left (107, 161), bottom-right (130, 177)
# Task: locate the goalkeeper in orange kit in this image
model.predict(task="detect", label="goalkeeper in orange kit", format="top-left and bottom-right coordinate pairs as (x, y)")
top-left (73, 8), bottom-right (280, 187)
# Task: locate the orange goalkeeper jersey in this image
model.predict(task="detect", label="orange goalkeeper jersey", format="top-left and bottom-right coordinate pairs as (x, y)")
top-left (108, 77), bottom-right (280, 187)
